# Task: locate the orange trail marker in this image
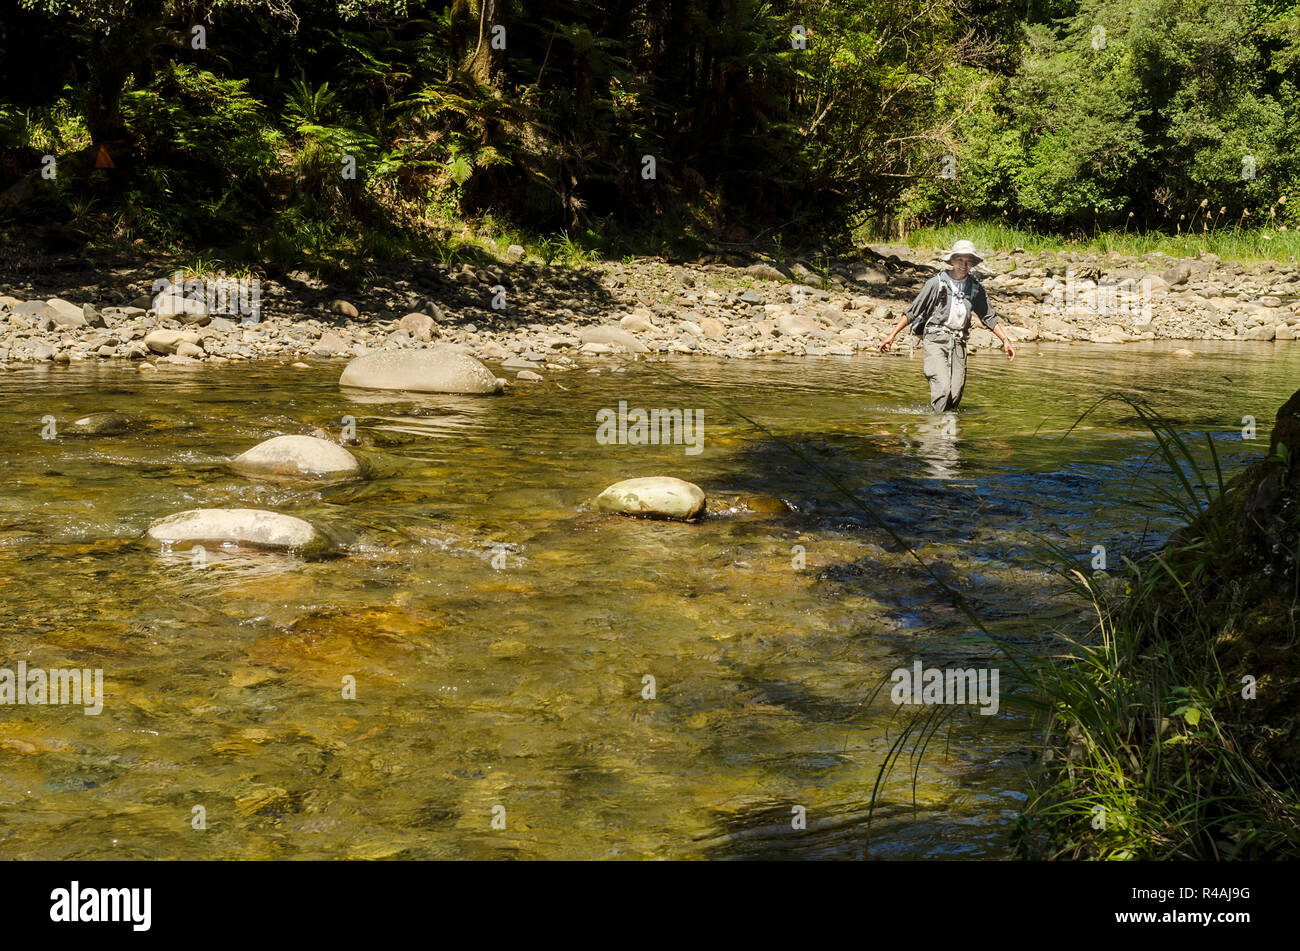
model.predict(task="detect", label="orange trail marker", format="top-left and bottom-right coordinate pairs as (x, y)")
top-left (94, 145), bottom-right (115, 169)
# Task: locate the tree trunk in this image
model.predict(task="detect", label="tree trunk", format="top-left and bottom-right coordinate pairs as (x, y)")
top-left (452, 0), bottom-right (508, 87)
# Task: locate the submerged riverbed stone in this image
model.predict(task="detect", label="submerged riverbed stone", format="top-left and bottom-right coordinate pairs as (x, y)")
top-left (65, 412), bottom-right (132, 436)
top-left (146, 508), bottom-right (333, 557)
top-left (595, 477), bottom-right (707, 520)
top-left (339, 346), bottom-right (504, 394)
top-left (741, 494), bottom-right (793, 515)
top-left (231, 434), bottom-right (362, 480)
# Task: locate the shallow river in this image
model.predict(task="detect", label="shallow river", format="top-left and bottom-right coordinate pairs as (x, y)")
top-left (1, 340), bottom-right (1296, 859)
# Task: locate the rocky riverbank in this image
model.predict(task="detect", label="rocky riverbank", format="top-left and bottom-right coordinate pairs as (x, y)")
top-left (3, 244), bottom-right (1299, 379)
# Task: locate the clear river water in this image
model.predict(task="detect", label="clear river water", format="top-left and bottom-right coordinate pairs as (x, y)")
top-left (1, 340), bottom-right (1296, 859)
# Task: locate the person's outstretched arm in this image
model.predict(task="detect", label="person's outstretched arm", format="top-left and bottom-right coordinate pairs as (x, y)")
top-left (878, 313), bottom-right (910, 352)
top-left (973, 286), bottom-right (1016, 362)
top-left (881, 277), bottom-right (938, 352)
top-left (991, 323), bottom-right (1016, 361)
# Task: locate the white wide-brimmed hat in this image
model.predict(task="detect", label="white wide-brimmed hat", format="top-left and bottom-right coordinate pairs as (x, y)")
top-left (940, 239), bottom-right (984, 265)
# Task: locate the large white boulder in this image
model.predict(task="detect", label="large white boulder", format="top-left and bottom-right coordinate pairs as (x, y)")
top-left (146, 508), bottom-right (333, 557)
top-left (595, 477), bottom-right (707, 521)
top-left (231, 435), bottom-right (361, 480)
top-left (339, 346), bottom-right (504, 394)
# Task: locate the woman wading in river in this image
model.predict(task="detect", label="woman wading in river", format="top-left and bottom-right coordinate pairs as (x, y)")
top-left (878, 240), bottom-right (1015, 412)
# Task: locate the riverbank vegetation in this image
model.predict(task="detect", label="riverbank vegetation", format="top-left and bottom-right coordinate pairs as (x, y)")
top-left (902, 222), bottom-right (1300, 265)
top-left (2, 1), bottom-right (1299, 276)
top-left (1011, 393), bottom-right (1300, 858)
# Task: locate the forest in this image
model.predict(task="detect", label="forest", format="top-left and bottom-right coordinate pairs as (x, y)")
top-left (1, 0), bottom-right (1298, 271)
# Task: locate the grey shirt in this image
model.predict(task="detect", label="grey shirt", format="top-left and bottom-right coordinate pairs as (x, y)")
top-left (905, 272), bottom-right (998, 337)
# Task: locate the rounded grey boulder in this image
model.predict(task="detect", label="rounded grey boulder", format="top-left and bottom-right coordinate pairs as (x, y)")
top-left (595, 477), bottom-right (707, 521)
top-left (231, 434), bottom-right (361, 480)
top-left (339, 346), bottom-right (504, 394)
top-left (146, 508), bottom-right (333, 557)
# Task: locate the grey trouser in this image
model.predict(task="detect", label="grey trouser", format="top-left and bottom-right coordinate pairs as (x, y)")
top-left (922, 332), bottom-right (967, 412)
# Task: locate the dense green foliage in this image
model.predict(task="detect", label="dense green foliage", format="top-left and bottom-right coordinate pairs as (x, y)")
top-left (919, 0), bottom-right (1300, 233)
top-left (0, 0), bottom-right (1297, 269)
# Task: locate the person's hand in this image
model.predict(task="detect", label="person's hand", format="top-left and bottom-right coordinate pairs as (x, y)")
top-left (878, 335), bottom-right (895, 353)
top-left (1002, 338), bottom-right (1016, 362)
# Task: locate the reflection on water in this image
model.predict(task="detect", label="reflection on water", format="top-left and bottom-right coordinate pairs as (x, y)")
top-left (914, 412), bottom-right (962, 481)
top-left (0, 341), bottom-right (1296, 859)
